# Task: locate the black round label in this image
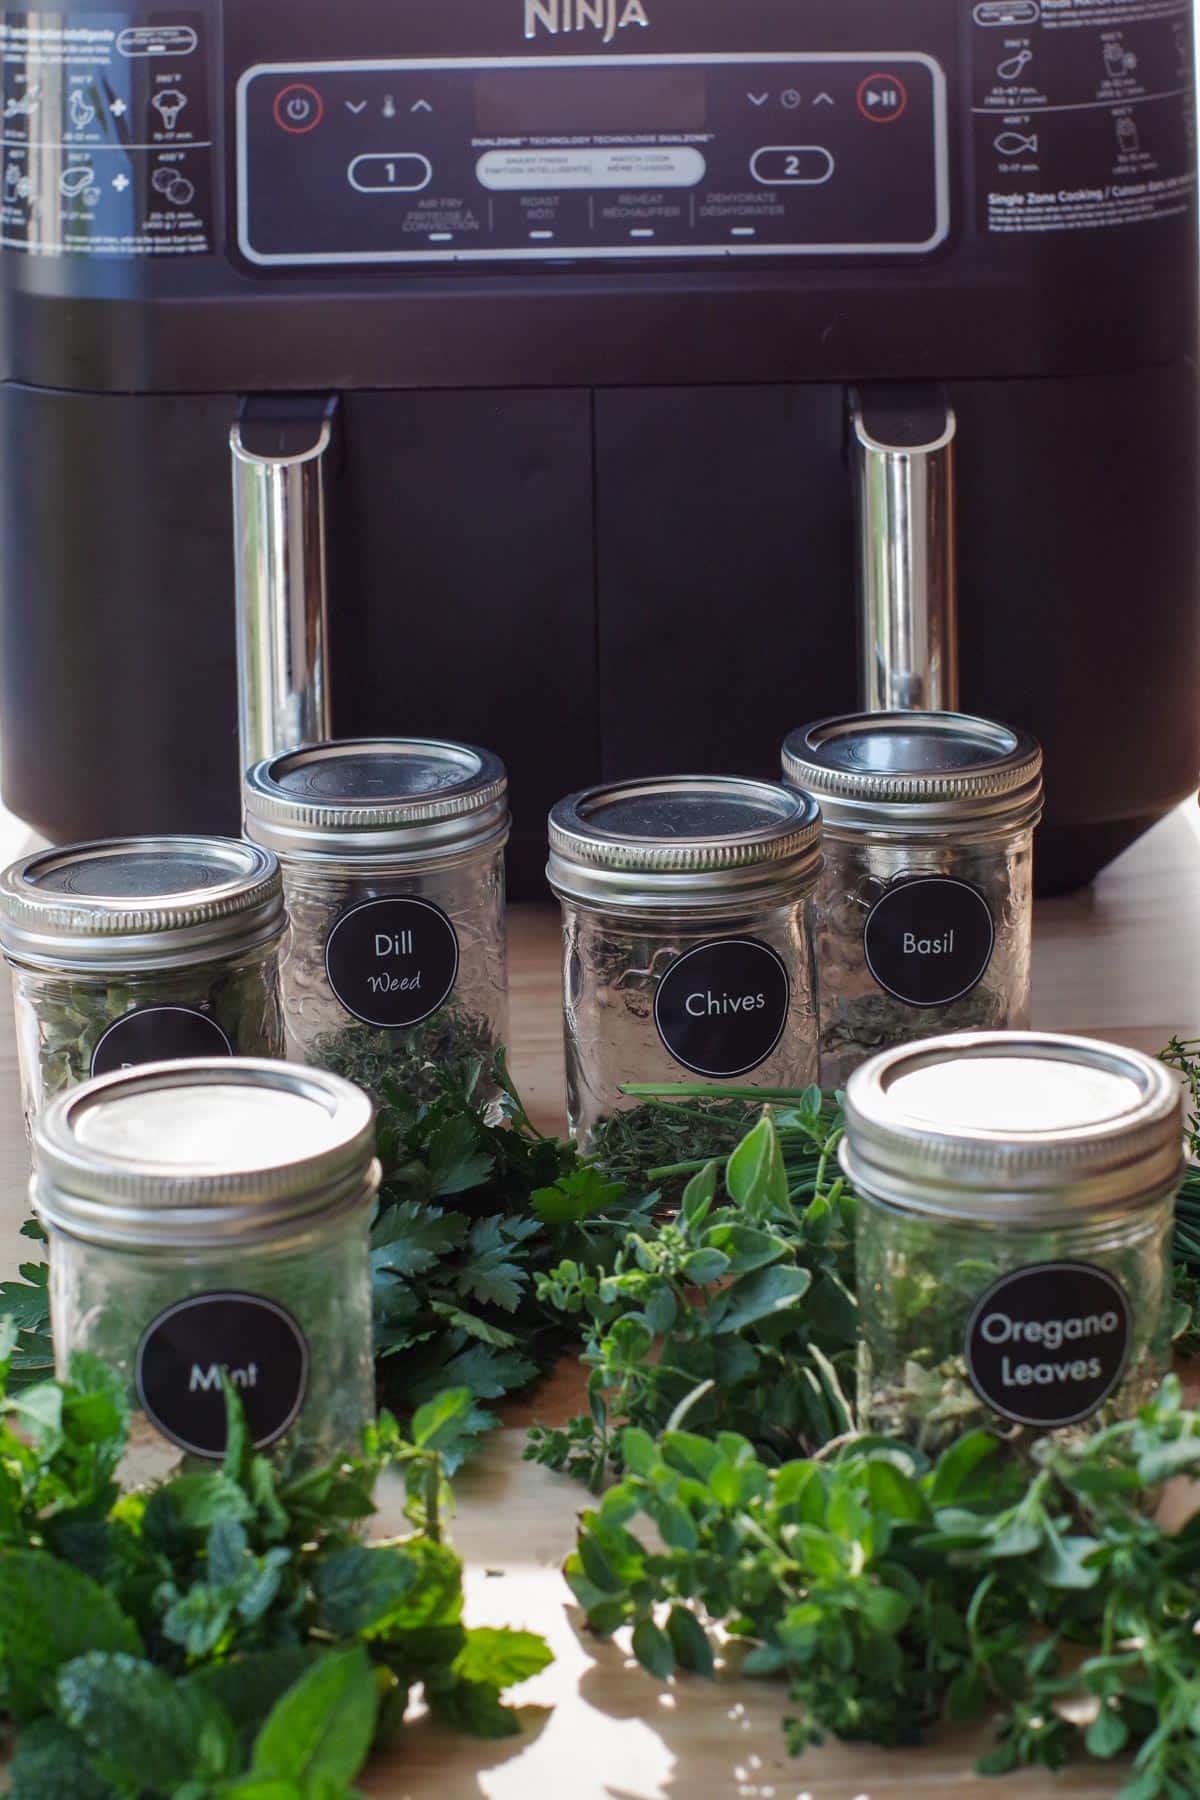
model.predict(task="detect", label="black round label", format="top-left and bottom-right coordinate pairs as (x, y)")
top-left (965, 1263), bottom-right (1132, 1429)
top-left (863, 877), bottom-right (995, 1008)
top-left (90, 1006), bottom-right (232, 1078)
top-left (136, 1292), bottom-right (309, 1459)
top-left (324, 896), bottom-right (460, 1030)
top-left (654, 938), bottom-right (790, 1079)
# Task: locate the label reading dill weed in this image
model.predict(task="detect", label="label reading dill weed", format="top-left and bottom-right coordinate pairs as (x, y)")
top-left (325, 896), bottom-right (459, 1029)
top-left (90, 1005), bottom-right (233, 1077)
top-left (654, 938), bottom-right (790, 1079)
top-left (966, 1264), bottom-right (1132, 1430)
top-left (864, 877), bottom-right (995, 1009)
top-left (136, 1293), bottom-right (310, 1459)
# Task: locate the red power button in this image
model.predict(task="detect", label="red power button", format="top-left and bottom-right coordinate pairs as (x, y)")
top-left (274, 83), bottom-right (324, 134)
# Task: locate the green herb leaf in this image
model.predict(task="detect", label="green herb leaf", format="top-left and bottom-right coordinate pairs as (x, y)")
top-left (250, 1647), bottom-right (379, 1790)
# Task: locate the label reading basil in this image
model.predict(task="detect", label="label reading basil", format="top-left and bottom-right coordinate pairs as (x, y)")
top-left (91, 1006), bottom-right (232, 1077)
top-left (325, 897), bottom-right (459, 1030)
top-left (136, 1292), bottom-right (309, 1459)
top-left (966, 1264), bottom-right (1132, 1429)
top-left (654, 938), bottom-right (790, 1079)
top-left (864, 877), bottom-right (996, 1008)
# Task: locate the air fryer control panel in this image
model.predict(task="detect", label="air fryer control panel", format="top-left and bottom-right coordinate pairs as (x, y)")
top-left (237, 53), bottom-right (949, 265)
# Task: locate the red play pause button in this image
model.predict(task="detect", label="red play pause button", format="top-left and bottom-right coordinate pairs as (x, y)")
top-left (857, 74), bottom-right (909, 122)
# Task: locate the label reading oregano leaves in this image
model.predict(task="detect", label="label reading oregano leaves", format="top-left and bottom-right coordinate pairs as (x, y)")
top-left (966, 1263), bottom-right (1132, 1429)
top-left (654, 938), bottom-right (790, 1078)
top-left (325, 897), bottom-right (459, 1030)
top-left (864, 877), bottom-right (995, 1008)
top-left (91, 1006), bottom-right (232, 1077)
top-left (136, 1293), bottom-right (309, 1459)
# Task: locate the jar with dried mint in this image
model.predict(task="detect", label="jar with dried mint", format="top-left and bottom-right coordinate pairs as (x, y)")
top-left (843, 1031), bottom-right (1180, 1458)
top-left (34, 1058), bottom-right (379, 1479)
top-left (0, 837), bottom-right (286, 1137)
top-left (244, 739), bottom-right (509, 1106)
top-left (547, 776), bottom-right (823, 1151)
top-left (782, 712), bottom-right (1044, 1091)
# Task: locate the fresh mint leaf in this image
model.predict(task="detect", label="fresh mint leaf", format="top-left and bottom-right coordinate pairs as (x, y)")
top-left (56, 1651), bottom-right (237, 1792)
top-left (0, 1549), bottom-right (142, 1719)
top-left (250, 1647), bottom-right (378, 1791)
top-left (452, 1627), bottom-right (553, 1688)
top-left (313, 1545), bottom-right (418, 1639)
top-left (7, 1714), bottom-right (115, 1800)
top-left (427, 1675), bottom-right (522, 1739)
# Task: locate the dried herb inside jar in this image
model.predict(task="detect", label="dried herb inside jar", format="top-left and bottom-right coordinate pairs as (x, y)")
top-left (305, 1006), bottom-right (502, 1108)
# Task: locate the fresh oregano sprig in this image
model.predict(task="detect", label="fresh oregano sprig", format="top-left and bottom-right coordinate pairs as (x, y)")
top-left (526, 1094), bottom-right (857, 1490)
top-left (568, 1375), bottom-right (1200, 1795)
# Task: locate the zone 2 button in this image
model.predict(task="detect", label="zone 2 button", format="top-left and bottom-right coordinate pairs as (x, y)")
top-left (857, 74), bottom-right (908, 122)
top-left (274, 83), bottom-right (324, 134)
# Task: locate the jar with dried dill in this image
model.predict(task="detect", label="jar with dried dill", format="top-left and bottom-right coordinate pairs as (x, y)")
top-left (547, 776), bottom-right (823, 1150)
top-left (0, 837), bottom-right (285, 1137)
top-left (843, 1031), bottom-right (1180, 1457)
top-left (782, 712), bottom-right (1044, 1090)
top-left (244, 739), bottom-right (509, 1105)
top-left (33, 1058), bottom-right (379, 1477)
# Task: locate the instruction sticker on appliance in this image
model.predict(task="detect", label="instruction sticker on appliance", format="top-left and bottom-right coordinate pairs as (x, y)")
top-left (973, 0), bottom-right (1196, 234)
top-left (0, 9), bottom-right (213, 257)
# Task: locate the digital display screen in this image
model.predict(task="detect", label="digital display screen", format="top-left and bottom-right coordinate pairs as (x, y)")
top-left (474, 66), bottom-right (707, 137)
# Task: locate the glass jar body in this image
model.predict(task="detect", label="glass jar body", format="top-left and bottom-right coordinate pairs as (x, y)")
top-left (856, 1193), bottom-right (1174, 1457)
top-left (817, 825), bottom-right (1034, 1090)
top-left (277, 845), bottom-right (508, 1106)
top-left (47, 1208), bottom-right (375, 1480)
top-left (8, 935), bottom-right (285, 1138)
top-left (558, 892), bottom-right (820, 1150)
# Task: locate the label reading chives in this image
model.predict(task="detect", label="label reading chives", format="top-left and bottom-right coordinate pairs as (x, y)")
top-left (654, 938), bottom-right (790, 1078)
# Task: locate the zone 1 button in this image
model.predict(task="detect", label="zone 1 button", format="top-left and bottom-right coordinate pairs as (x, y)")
top-left (857, 74), bottom-right (908, 122)
top-left (274, 83), bottom-right (324, 134)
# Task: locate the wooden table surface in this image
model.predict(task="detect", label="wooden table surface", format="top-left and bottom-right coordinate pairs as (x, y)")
top-left (4, 806), bottom-right (1200, 1799)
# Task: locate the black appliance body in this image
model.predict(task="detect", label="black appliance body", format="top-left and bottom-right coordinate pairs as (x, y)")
top-left (1, 0), bottom-right (1197, 895)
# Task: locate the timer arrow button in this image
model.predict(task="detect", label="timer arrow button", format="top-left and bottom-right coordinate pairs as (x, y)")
top-left (412, 98), bottom-right (434, 113)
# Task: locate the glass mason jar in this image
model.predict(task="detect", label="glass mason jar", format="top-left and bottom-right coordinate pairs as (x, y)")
top-left (843, 1031), bottom-right (1180, 1458)
top-left (33, 1058), bottom-right (379, 1479)
top-left (782, 712), bottom-right (1044, 1091)
top-left (0, 837), bottom-right (286, 1138)
top-left (548, 776), bottom-right (823, 1151)
top-left (244, 739), bottom-right (509, 1108)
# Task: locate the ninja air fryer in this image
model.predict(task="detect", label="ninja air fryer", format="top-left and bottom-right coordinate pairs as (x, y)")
top-left (0, 0), bottom-right (1196, 894)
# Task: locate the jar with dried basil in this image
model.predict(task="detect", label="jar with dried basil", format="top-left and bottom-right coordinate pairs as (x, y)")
top-left (244, 739), bottom-right (509, 1106)
top-left (843, 1031), bottom-right (1179, 1458)
top-left (0, 837), bottom-right (285, 1138)
top-left (782, 712), bottom-right (1044, 1090)
top-left (548, 776), bottom-right (823, 1150)
top-left (34, 1058), bottom-right (379, 1479)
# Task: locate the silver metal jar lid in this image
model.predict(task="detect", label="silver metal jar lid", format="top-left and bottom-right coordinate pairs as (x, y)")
top-left (243, 738), bottom-right (509, 862)
top-left (782, 712), bottom-right (1043, 834)
top-left (0, 837), bottom-right (284, 973)
top-left (841, 1031), bottom-right (1183, 1225)
top-left (33, 1058), bottom-right (380, 1250)
top-left (547, 776), bottom-right (823, 911)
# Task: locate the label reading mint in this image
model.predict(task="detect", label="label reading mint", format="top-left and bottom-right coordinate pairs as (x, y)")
top-left (864, 877), bottom-right (996, 1008)
top-left (654, 938), bottom-right (790, 1079)
top-left (136, 1292), bottom-right (309, 1459)
top-left (966, 1264), bottom-right (1132, 1430)
top-left (91, 1006), bottom-right (232, 1077)
top-left (325, 897), bottom-right (459, 1030)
